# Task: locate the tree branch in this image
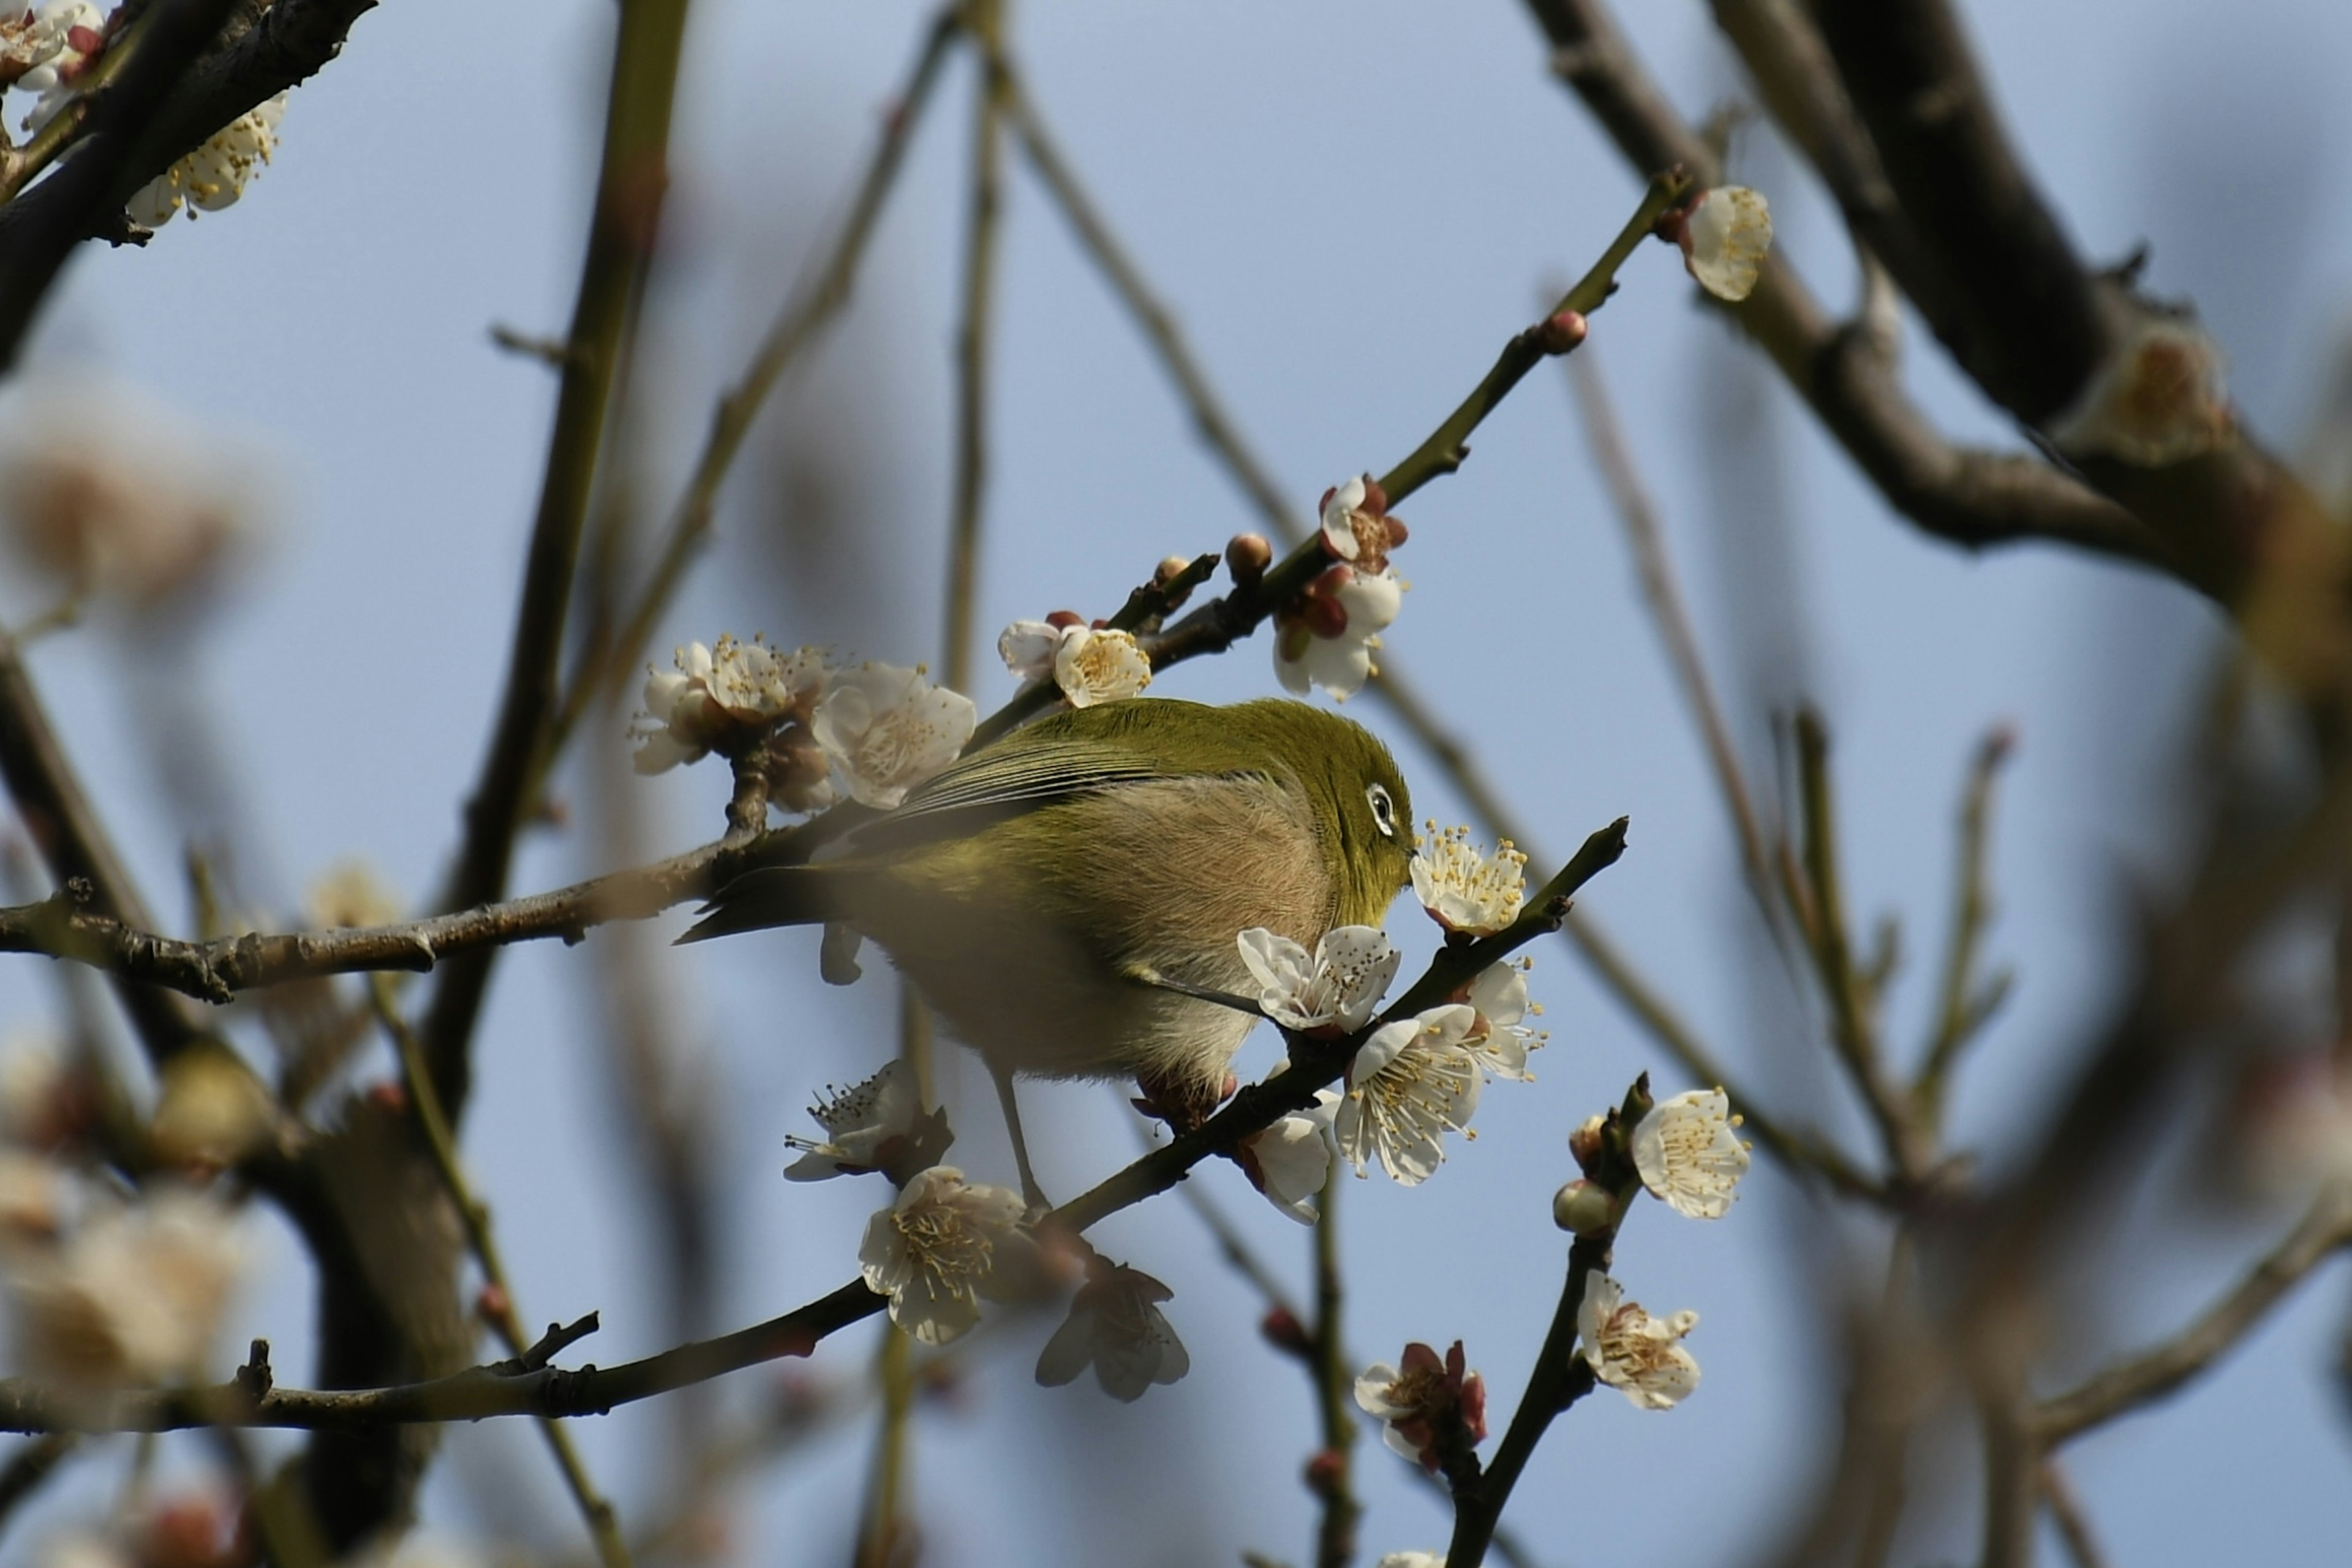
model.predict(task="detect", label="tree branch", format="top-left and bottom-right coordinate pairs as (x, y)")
top-left (2031, 1181), bottom-right (2352, 1445)
top-left (0, 0), bottom-right (244, 366)
top-left (0, 822), bottom-right (1632, 1439)
top-left (418, 0), bottom-right (695, 1117)
top-left (552, 5), bottom-right (964, 750)
top-left (1517, 0), bottom-right (2173, 576)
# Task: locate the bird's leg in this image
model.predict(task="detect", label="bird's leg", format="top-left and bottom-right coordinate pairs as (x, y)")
top-left (989, 1060), bottom-right (1051, 1213)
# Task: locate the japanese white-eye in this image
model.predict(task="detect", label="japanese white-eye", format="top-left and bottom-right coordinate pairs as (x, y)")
top-left (682, 698), bottom-right (1415, 1186)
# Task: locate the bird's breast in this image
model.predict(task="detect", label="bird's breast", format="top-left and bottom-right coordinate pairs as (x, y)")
top-left (840, 772), bottom-right (1333, 1086)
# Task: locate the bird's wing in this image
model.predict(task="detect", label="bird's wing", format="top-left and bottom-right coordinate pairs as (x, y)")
top-left (840, 734), bottom-right (1174, 854)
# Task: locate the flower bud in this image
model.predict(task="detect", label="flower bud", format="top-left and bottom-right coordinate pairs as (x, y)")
top-left (1567, 1114), bottom-right (1607, 1174)
top-left (1303, 1447), bottom-right (1348, 1499)
top-left (1536, 309), bottom-right (1588, 356)
top-left (1552, 1178), bottom-right (1616, 1235)
top-left (1225, 532), bottom-right (1273, 587)
top-left (1261, 1305), bottom-right (1313, 1357)
top-left (475, 1281), bottom-right (511, 1324)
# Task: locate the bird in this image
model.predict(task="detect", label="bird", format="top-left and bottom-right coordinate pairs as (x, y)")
top-left (679, 696), bottom-right (1415, 1204)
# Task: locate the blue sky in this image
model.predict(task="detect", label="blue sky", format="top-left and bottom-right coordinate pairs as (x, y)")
top-left (5, 1), bottom-right (2351, 1564)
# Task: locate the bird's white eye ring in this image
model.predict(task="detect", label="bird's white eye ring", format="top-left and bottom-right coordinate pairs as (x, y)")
top-left (1366, 782), bottom-right (1398, 838)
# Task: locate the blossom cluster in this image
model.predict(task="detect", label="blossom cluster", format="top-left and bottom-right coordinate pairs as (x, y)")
top-left (127, 93), bottom-right (292, 230)
top-left (2, 4), bottom-right (290, 226)
top-left (0, 1033), bottom-right (250, 1389)
top-left (633, 641), bottom-right (976, 813)
top-left (0, 374), bottom-right (263, 614)
top-left (788, 1060), bottom-right (1196, 1394)
top-left (1223, 828), bottom-right (1548, 1195)
top-left (1274, 477), bottom-right (1408, 699)
top-left (998, 613), bottom-right (1152, 707)
top-left (1, 1), bottom-right (102, 132)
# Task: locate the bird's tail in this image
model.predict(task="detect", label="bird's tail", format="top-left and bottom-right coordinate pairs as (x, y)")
top-left (675, 865), bottom-right (838, 944)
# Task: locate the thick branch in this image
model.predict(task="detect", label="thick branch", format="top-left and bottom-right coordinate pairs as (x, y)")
top-left (1808, 0), bottom-right (2102, 424)
top-left (1805, 0), bottom-right (2341, 617)
top-left (1518, 0), bottom-right (2171, 576)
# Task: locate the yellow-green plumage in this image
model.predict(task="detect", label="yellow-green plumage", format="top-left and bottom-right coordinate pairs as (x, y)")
top-left (684, 698), bottom-right (1414, 1122)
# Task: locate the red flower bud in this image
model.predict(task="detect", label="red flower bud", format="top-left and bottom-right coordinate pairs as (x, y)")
top-left (1536, 309), bottom-right (1588, 356)
top-left (1303, 1448), bottom-right (1348, 1499)
top-left (1261, 1306), bottom-right (1313, 1356)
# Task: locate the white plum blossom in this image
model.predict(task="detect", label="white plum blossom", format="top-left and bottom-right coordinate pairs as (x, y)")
top-left (1235, 925), bottom-right (1400, 1034)
top-left (1353, 1339), bottom-right (1486, 1472)
top-left (633, 635), bottom-right (828, 775)
top-left (1035, 1260), bottom-right (1189, 1402)
top-left (1236, 1088), bottom-right (1340, 1223)
top-left (304, 858), bottom-right (402, 930)
top-left (1678, 186), bottom-right (1773, 303)
top-left (997, 619), bottom-right (1061, 681)
top-left (1335, 1006), bottom-right (1483, 1186)
top-left (998, 618), bottom-right (1153, 708)
top-left (858, 1165), bottom-right (1029, 1345)
top-left (1054, 625), bottom-right (1150, 706)
top-left (1374, 1555), bottom-right (1446, 1568)
top-left (0, 373), bottom-right (265, 614)
top-left (812, 661), bottom-right (976, 809)
top-left (0, 1), bottom-right (91, 83)
top-left (10, 1), bottom-right (101, 132)
top-left (1631, 1088), bottom-right (1752, 1219)
top-left (1275, 566), bottom-right (1402, 701)
top-left (6, 1186), bottom-right (248, 1386)
top-left (1318, 476), bottom-right (1406, 567)
top-left (1463, 959), bottom-right (1545, 1080)
top-left (786, 1060), bottom-right (924, 1182)
top-left (1577, 1272), bottom-right (1700, 1411)
top-left (126, 94), bottom-right (288, 229)
top-left (1411, 824), bottom-right (1527, 936)
top-left (2045, 314), bottom-right (2231, 466)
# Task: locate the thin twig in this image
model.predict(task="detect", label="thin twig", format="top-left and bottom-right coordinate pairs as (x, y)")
top-left (1794, 709), bottom-right (1928, 1182)
top-left (995, 50), bottom-right (1298, 541)
top-left (0, 633), bottom-right (202, 1065)
top-left (2038, 1459), bottom-right (2113, 1568)
top-left (1441, 1214), bottom-right (1611, 1566)
top-left (1566, 349), bottom-right (1790, 946)
top-left (551, 5), bottom-right (965, 752)
top-left (858, 24), bottom-right (1006, 1554)
top-left (1917, 726), bottom-right (2015, 1112)
top-left (372, 981), bottom-right (634, 1568)
top-left (2032, 1181), bottom-right (2352, 1444)
top-left (1374, 171), bottom-right (1686, 508)
top-left (1170, 1177), bottom-right (1544, 1568)
top-left (1308, 1183), bottom-right (1359, 1568)
top-left (417, 0), bottom-right (696, 1117)
top-left (0, 1433), bottom-right (75, 1532)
